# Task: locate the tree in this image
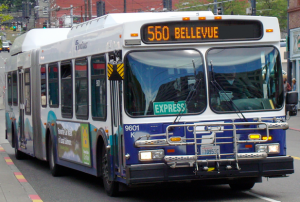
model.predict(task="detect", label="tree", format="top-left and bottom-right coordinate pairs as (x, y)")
top-left (175, 0), bottom-right (287, 32)
top-left (256, 0), bottom-right (287, 32)
top-left (175, 0), bottom-right (249, 15)
top-left (0, 4), bottom-right (13, 23)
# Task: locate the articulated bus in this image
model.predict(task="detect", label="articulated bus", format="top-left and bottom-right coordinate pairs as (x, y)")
top-left (5, 11), bottom-right (298, 196)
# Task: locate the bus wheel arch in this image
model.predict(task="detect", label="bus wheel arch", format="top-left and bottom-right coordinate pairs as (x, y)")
top-left (46, 128), bottom-right (64, 176)
top-left (96, 130), bottom-right (119, 196)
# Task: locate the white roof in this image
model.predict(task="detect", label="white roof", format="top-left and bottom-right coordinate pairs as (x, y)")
top-left (67, 11), bottom-right (214, 38)
top-left (10, 28), bottom-right (70, 55)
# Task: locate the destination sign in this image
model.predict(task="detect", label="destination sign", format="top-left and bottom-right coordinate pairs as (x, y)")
top-left (141, 20), bottom-right (262, 44)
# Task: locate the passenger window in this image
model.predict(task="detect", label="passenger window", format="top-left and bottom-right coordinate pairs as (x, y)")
top-left (91, 55), bottom-right (106, 120)
top-left (12, 71), bottom-right (18, 106)
top-left (24, 69), bottom-right (31, 114)
top-left (61, 61), bottom-right (73, 118)
top-left (48, 63), bottom-right (59, 107)
top-left (41, 65), bottom-right (47, 107)
top-left (75, 58), bottom-right (88, 119)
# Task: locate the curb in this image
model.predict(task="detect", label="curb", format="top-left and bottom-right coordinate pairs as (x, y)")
top-left (0, 144), bottom-right (43, 202)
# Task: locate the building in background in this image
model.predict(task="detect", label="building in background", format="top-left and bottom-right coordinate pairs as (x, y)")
top-left (34, 0), bottom-right (179, 28)
top-left (288, 0), bottom-right (300, 104)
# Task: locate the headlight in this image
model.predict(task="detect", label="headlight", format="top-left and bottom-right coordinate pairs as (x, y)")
top-left (139, 149), bottom-right (164, 161)
top-left (255, 143), bottom-right (280, 154)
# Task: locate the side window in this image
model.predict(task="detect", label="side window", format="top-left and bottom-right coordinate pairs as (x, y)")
top-left (91, 55), bottom-right (106, 120)
top-left (7, 73), bottom-right (12, 106)
top-left (75, 58), bottom-right (88, 119)
top-left (61, 61), bottom-right (73, 118)
top-left (48, 63), bottom-right (59, 107)
top-left (12, 71), bottom-right (18, 106)
top-left (41, 65), bottom-right (47, 107)
top-left (24, 69), bottom-right (31, 114)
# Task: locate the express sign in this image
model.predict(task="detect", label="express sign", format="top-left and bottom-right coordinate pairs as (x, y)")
top-left (141, 20), bottom-right (262, 44)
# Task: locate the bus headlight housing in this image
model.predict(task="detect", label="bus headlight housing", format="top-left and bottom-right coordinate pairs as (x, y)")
top-left (255, 143), bottom-right (280, 154)
top-left (139, 149), bottom-right (164, 161)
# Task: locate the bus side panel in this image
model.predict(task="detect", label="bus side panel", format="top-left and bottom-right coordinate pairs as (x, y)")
top-left (32, 50), bottom-right (45, 160)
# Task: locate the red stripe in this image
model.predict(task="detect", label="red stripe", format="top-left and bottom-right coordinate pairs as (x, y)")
top-left (290, 127), bottom-right (300, 131)
top-left (29, 195), bottom-right (42, 200)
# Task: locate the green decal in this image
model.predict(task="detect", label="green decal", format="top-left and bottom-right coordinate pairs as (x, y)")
top-left (81, 123), bottom-right (91, 166)
top-left (153, 101), bottom-right (187, 115)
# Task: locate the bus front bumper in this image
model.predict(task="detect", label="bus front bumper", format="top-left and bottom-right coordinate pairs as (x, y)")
top-left (126, 156), bottom-right (293, 185)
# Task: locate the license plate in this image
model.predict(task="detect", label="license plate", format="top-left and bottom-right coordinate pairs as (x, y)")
top-left (201, 145), bottom-right (220, 155)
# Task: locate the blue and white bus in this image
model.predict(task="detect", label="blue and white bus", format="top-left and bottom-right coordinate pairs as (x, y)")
top-left (5, 11), bottom-right (298, 196)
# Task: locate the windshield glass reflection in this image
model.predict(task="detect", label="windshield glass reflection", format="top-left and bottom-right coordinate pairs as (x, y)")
top-left (208, 46), bottom-right (283, 112)
top-left (125, 50), bottom-right (206, 116)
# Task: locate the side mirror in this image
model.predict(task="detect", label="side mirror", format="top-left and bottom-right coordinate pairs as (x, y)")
top-left (286, 91), bottom-right (298, 116)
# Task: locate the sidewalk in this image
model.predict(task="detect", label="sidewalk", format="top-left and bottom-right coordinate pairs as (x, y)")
top-left (0, 110), bottom-right (42, 202)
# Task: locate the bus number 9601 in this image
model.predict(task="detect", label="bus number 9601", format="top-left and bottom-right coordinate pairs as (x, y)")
top-left (125, 125), bottom-right (140, 131)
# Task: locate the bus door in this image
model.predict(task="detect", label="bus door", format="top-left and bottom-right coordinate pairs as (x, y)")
top-left (110, 80), bottom-right (124, 175)
top-left (108, 52), bottom-right (125, 176)
top-left (18, 67), bottom-right (26, 149)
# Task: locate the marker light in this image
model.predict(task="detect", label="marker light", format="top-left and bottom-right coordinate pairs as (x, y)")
top-left (170, 137), bottom-right (182, 142)
top-left (131, 33), bottom-right (138, 37)
top-left (262, 136), bottom-right (272, 141)
top-left (198, 17), bottom-right (206, 20)
top-left (214, 16), bottom-right (222, 20)
top-left (266, 29), bottom-right (273, 33)
top-left (182, 17), bottom-right (190, 21)
top-left (249, 134), bottom-right (261, 140)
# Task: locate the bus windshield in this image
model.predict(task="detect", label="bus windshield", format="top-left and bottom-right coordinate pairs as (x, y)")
top-left (208, 46), bottom-right (284, 112)
top-left (125, 50), bottom-right (206, 116)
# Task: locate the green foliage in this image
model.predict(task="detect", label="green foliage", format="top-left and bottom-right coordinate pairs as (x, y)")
top-left (175, 0), bottom-right (287, 31)
top-left (175, 0), bottom-right (249, 15)
top-left (0, 4), bottom-right (13, 23)
top-left (256, 0), bottom-right (287, 31)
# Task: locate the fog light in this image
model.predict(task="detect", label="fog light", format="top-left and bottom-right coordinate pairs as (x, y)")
top-left (139, 149), bottom-right (164, 161)
top-left (268, 144), bottom-right (280, 154)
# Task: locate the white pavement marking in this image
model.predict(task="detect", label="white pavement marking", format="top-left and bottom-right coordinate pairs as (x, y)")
top-left (244, 191), bottom-right (281, 202)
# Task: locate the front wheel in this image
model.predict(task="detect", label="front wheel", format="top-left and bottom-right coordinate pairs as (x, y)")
top-left (48, 137), bottom-right (63, 176)
top-left (229, 182), bottom-right (255, 191)
top-left (102, 146), bottom-right (119, 196)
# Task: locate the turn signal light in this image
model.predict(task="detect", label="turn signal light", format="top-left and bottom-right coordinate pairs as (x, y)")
top-left (266, 29), bottom-right (273, 33)
top-left (249, 134), bottom-right (261, 140)
top-left (262, 136), bottom-right (272, 140)
top-left (170, 137), bottom-right (182, 142)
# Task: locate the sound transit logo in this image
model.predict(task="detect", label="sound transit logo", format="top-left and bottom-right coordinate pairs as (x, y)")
top-left (75, 40), bottom-right (88, 50)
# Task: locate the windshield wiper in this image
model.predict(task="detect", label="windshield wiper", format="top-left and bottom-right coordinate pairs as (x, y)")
top-left (210, 61), bottom-right (248, 122)
top-left (173, 59), bottom-right (200, 124)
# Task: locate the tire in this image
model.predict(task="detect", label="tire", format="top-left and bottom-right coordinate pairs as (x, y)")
top-left (229, 182), bottom-right (255, 191)
top-left (102, 145), bottom-right (119, 196)
top-left (48, 137), bottom-right (63, 176)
